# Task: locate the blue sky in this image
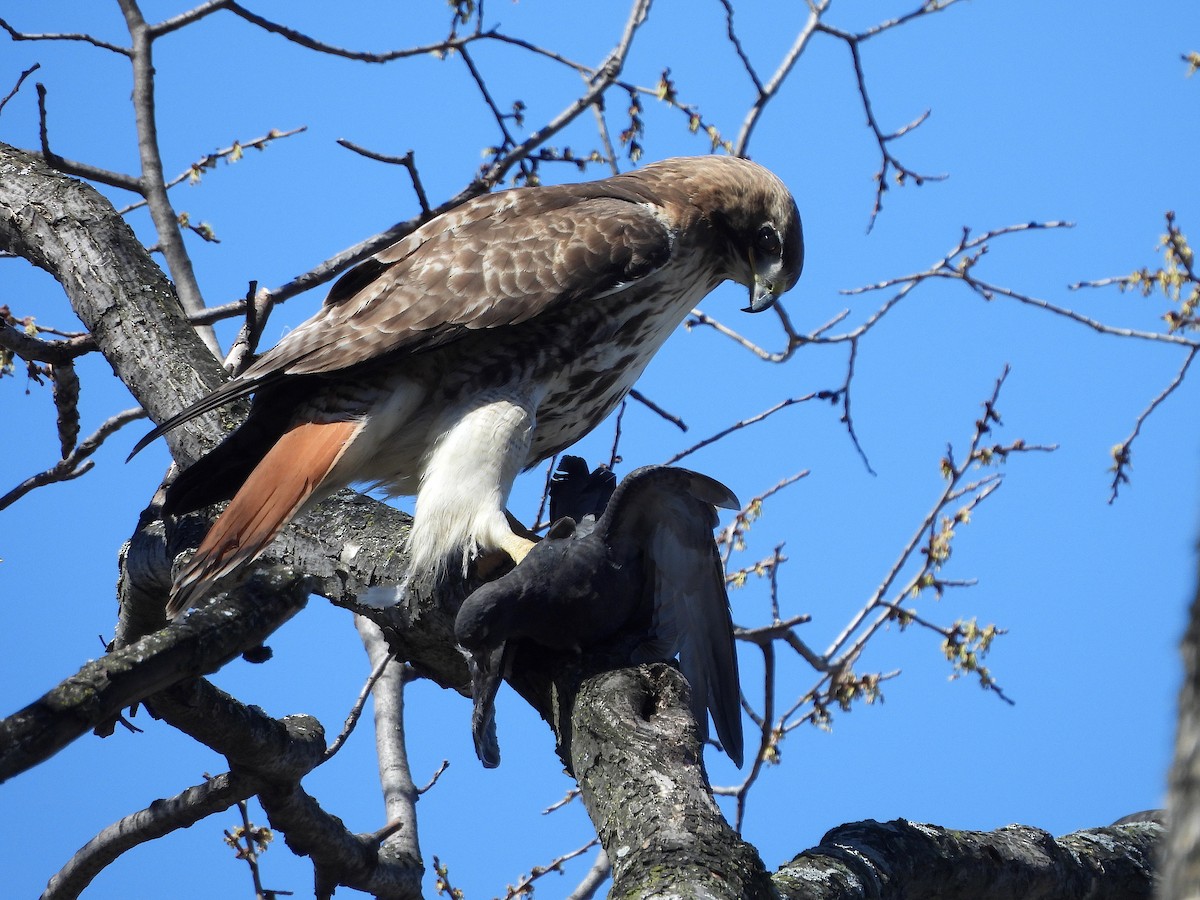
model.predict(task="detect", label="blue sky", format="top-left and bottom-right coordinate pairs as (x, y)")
top-left (3, 2), bottom-right (1199, 897)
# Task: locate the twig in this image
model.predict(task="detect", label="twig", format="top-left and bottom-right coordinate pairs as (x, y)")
top-left (34, 84), bottom-right (142, 192)
top-left (322, 643), bottom-right (394, 763)
top-left (816, 21), bottom-right (946, 230)
top-left (118, 0), bottom-right (218, 356)
top-left (147, 0), bottom-right (229, 37)
top-left (337, 141), bottom-right (432, 216)
top-left (0, 16), bottom-right (131, 55)
top-left (0, 62), bottom-right (38, 117)
top-left (417, 759), bottom-right (450, 795)
top-left (542, 787), bottom-right (582, 815)
top-left (0, 408), bottom-right (147, 511)
top-left (221, 1), bottom-right (486, 61)
top-left (823, 368), bottom-right (1049, 681)
top-left (717, 471), bottom-right (810, 567)
top-left (1108, 345), bottom-right (1199, 502)
top-left (663, 394), bottom-right (817, 465)
top-left (117, 126), bottom-right (307, 215)
top-left (460, 43), bottom-right (526, 178)
top-left (502, 838), bottom-right (601, 900)
top-left (734, 2), bottom-right (827, 155)
top-left (224, 797), bottom-right (290, 898)
top-left (629, 388), bottom-right (687, 431)
top-left (608, 400), bottom-right (627, 468)
top-left (475, 0), bottom-right (653, 188)
top-left (717, 0), bottom-right (763, 94)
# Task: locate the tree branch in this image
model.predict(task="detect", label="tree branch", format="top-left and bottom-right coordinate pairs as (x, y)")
top-left (0, 568), bottom-right (308, 784)
top-left (775, 818), bottom-right (1162, 899)
top-left (44, 771), bottom-right (259, 900)
top-left (117, 0), bottom-right (218, 356)
top-left (569, 665), bottom-right (775, 898)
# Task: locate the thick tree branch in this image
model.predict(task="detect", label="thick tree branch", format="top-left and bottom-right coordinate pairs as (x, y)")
top-left (44, 771), bottom-right (259, 900)
top-left (775, 818), bottom-right (1162, 899)
top-left (1163, 549), bottom-right (1200, 897)
top-left (0, 142), bottom-right (226, 467)
top-left (569, 664), bottom-right (775, 898)
top-left (0, 569), bottom-right (308, 784)
top-left (357, 616), bottom-right (424, 866)
top-left (258, 782), bottom-right (422, 900)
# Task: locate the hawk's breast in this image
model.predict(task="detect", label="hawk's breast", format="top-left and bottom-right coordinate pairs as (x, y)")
top-left (526, 260), bottom-right (718, 463)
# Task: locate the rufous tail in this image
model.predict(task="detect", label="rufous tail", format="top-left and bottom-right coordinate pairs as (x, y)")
top-left (167, 419), bottom-right (363, 617)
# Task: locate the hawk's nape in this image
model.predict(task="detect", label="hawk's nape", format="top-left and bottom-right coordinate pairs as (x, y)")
top-left (131, 156), bottom-right (803, 616)
top-left (454, 464), bottom-right (744, 769)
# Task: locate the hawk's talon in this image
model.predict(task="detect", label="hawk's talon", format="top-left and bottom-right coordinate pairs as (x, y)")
top-left (475, 534), bottom-right (538, 579)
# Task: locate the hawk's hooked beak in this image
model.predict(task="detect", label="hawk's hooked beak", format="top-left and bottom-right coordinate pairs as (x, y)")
top-left (742, 249), bottom-right (781, 314)
top-left (744, 275), bottom-right (778, 314)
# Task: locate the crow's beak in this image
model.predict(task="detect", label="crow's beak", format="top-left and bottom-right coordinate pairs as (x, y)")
top-left (468, 640), bottom-right (508, 768)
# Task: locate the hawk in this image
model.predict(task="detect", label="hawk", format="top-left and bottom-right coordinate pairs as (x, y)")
top-left (455, 463), bottom-right (744, 768)
top-left (131, 156), bottom-right (804, 615)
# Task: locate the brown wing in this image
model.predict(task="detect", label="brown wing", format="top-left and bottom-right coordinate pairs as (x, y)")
top-left (247, 188), bottom-right (674, 376)
top-left (129, 185), bottom-right (674, 458)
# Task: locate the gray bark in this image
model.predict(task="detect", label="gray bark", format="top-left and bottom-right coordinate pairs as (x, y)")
top-left (1163, 552), bottom-right (1200, 898)
top-left (777, 818), bottom-right (1162, 899)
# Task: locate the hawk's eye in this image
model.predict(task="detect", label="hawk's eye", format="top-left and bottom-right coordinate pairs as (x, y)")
top-left (755, 224), bottom-right (781, 257)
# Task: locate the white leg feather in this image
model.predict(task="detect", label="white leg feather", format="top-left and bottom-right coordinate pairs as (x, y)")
top-left (408, 391), bottom-right (540, 582)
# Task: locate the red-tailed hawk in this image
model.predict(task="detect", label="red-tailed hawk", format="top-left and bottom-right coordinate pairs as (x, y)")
top-left (132, 156), bottom-right (804, 615)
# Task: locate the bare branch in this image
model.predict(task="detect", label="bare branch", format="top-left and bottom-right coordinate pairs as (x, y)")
top-left (609, 398), bottom-right (628, 468)
top-left (35, 84), bottom-right (143, 193)
top-left (815, 20), bottom-right (947, 230)
top-left (0, 16), bottom-right (131, 55)
top-left (0, 407), bottom-right (146, 511)
top-left (336, 141), bottom-right (432, 216)
top-left (734, 2), bottom-right (827, 155)
top-left (717, 471), bottom-right (810, 568)
top-left (1108, 345), bottom-right (1199, 502)
top-left (629, 388), bottom-right (688, 432)
top-left (224, 798), bottom-right (288, 899)
top-left (542, 787), bottom-right (583, 815)
top-left (716, 0), bottom-right (763, 94)
top-left (663, 394), bottom-right (819, 466)
top-left (117, 0), bottom-right (219, 355)
top-left (0, 321), bottom-right (96, 365)
top-left (476, 0), bottom-right (653, 188)
top-left (117, 126), bottom-right (307, 215)
top-left (44, 772), bottom-right (258, 899)
top-left (502, 838), bottom-right (602, 900)
top-left (221, 1), bottom-right (483, 62)
top-left (821, 369), bottom-right (1051, 687)
top-left (323, 626), bottom-right (394, 763)
top-left (0, 62), bottom-right (38, 117)
top-left (564, 848), bottom-right (611, 900)
top-left (147, 0), bottom-right (232, 37)
top-left (355, 616), bottom-right (423, 864)
top-left (415, 759), bottom-right (450, 796)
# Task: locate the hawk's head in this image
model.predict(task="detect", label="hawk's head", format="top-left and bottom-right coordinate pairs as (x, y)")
top-left (647, 156), bottom-right (804, 314)
top-left (717, 158), bottom-right (803, 313)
